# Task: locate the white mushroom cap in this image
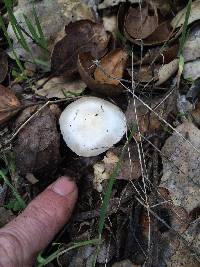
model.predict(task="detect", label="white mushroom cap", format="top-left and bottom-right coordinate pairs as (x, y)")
top-left (59, 97), bottom-right (127, 157)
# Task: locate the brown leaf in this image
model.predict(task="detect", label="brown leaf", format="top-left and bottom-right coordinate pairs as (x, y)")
top-left (14, 106), bottom-right (60, 178)
top-left (94, 48), bottom-right (128, 85)
top-left (124, 3), bottom-right (158, 40)
top-left (0, 84), bottom-right (21, 125)
top-left (78, 52), bottom-right (125, 95)
top-left (51, 20), bottom-right (110, 77)
top-left (0, 50), bottom-right (8, 83)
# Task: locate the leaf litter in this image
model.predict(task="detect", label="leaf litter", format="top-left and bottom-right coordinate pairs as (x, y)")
top-left (1, 0), bottom-right (200, 266)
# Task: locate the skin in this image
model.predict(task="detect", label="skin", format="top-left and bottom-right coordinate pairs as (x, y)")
top-left (0, 176), bottom-right (78, 267)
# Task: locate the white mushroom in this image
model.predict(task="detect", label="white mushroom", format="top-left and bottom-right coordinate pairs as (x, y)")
top-left (59, 97), bottom-right (127, 157)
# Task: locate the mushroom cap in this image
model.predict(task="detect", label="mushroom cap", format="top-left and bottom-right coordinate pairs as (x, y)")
top-left (59, 97), bottom-right (127, 157)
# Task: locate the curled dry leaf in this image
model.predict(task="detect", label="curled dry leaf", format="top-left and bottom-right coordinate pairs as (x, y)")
top-left (120, 3), bottom-right (176, 46)
top-left (51, 20), bottom-right (110, 77)
top-left (35, 77), bottom-right (86, 99)
top-left (78, 49), bottom-right (128, 95)
top-left (14, 106), bottom-right (60, 178)
top-left (124, 3), bottom-right (158, 40)
top-left (160, 122), bottom-right (200, 213)
top-left (94, 48), bottom-right (128, 86)
top-left (171, 0), bottom-right (200, 29)
top-left (156, 58), bottom-right (179, 86)
top-left (7, 0), bottom-right (94, 62)
top-left (0, 50), bottom-right (8, 83)
top-left (0, 84), bottom-right (21, 125)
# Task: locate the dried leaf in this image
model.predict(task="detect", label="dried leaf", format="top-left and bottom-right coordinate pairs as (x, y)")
top-left (142, 20), bottom-right (173, 46)
top-left (93, 144), bottom-right (141, 192)
top-left (160, 122), bottom-right (200, 213)
top-left (7, 0), bottom-right (94, 62)
top-left (171, 0), bottom-right (200, 29)
top-left (124, 3), bottom-right (158, 40)
top-left (94, 48), bottom-right (128, 86)
top-left (125, 93), bottom-right (177, 135)
top-left (78, 52), bottom-right (125, 95)
top-left (51, 20), bottom-right (110, 76)
top-left (183, 60), bottom-right (200, 81)
top-left (0, 84), bottom-right (21, 125)
top-left (14, 107), bottom-right (60, 178)
top-left (0, 50), bottom-right (8, 83)
top-left (35, 77), bottom-right (86, 99)
top-left (183, 25), bottom-right (200, 62)
top-left (156, 58), bottom-right (179, 86)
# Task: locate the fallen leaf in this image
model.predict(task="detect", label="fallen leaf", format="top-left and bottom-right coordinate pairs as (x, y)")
top-left (171, 0), bottom-right (200, 29)
top-left (112, 260), bottom-right (139, 267)
top-left (35, 77), bottom-right (86, 99)
top-left (156, 58), bottom-right (179, 86)
top-left (7, 0), bottom-right (94, 63)
top-left (14, 106), bottom-right (60, 178)
top-left (94, 48), bottom-right (128, 86)
top-left (125, 92), bottom-right (177, 135)
top-left (124, 3), bottom-right (158, 40)
top-left (98, 0), bottom-right (137, 9)
top-left (160, 122), bottom-right (200, 213)
top-left (165, 219), bottom-right (200, 267)
top-left (78, 52), bottom-right (125, 95)
top-left (0, 50), bottom-right (8, 83)
top-left (0, 84), bottom-right (21, 125)
top-left (183, 24), bottom-right (200, 62)
top-left (51, 20), bottom-right (110, 76)
top-left (142, 20), bottom-right (173, 46)
top-left (102, 14), bottom-right (118, 36)
top-left (0, 207), bottom-right (15, 228)
top-left (183, 60), bottom-right (200, 81)
top-left (93, 144), bottom-right (141, 192)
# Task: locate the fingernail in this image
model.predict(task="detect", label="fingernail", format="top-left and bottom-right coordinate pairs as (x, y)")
top-left (51, 176), bottom-right (76, 196)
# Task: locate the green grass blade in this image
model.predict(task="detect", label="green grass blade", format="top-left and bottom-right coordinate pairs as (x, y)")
top-left (178, 0), bottom-right (192, 57)
top-left (23, 14), bottom-right (39, 41)
top-left (0, 15), bottom-right (24, 72)
top-left (32, 4), bottom-right (48, 49)
top-left (4, 0), bottom-right (30, 52)
top-left (0, 170), bottom-right (26, 210)
top-left (98, 125), bottom-right (137, 235)
top-left (37, 239), bottom-right (101, 267)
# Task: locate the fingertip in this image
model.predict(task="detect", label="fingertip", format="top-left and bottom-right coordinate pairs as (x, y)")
top-left (50, 176), bottom-right (78, 197)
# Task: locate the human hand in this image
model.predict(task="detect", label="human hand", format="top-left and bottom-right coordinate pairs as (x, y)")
top-left (0, 176), bottom-right (78, 267)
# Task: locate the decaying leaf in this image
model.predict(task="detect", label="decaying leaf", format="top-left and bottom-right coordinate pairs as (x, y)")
top-left (51, 20), bottom-right (110, 76)
top-left (183, 60), bottom-right (200, 81)
top-left (78, 51), bottom-right (126, 95)
top-left (93, 144), bottom-right (141, 192)
top-left (160, 122), bottom-right (200, 213)
top-left (0, 84), bottom-right (21, 125)
top-left (171, 0), bottom-right (200, 29)
top-left (14, 106), bottom-right (60, 178)
top-left (7, 0), bottom-right (94, 62)
top-left (124, 3), bottom-right (158, 40)
top-left (156, 58), bottom-right (179, 86)
top-left (183, 25), bottom-right (200, 62)
top-left (94, 48), bottom-right (128, 86)
top-left (0, 207), bottom-right (15, 228)
top-left (0, 50), bottom-right (8, 83)
top-left (141, 20), bottom-right (173, 46)
top-left (125, 93), bottom-right (176, 135)
top-left (112, 260), bottom-right (139, 267)
top-left (98, 0), bottom-right (138, 9)
top-left (102, 14), bottom-right (118, 36)
top-left (35, 77), bottom-right (86, 99)
top-left (165, 219), bottom-right (200, 267)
